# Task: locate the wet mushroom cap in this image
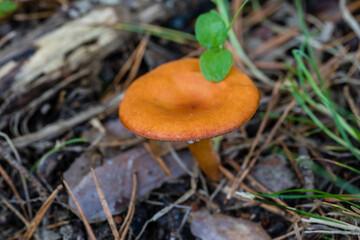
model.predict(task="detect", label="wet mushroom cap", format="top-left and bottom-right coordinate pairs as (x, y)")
top-left (119, 58), bottom-right (260, 141)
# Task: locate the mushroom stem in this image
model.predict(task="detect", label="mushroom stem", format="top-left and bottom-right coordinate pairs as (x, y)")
top-left (187, 138), bottom-right (221, 180)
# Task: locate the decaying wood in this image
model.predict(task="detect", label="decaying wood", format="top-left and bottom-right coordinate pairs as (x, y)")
top-left (11, 93), bottom-right (123, 148)
top-left (0, 0), bottom-right (204, 143)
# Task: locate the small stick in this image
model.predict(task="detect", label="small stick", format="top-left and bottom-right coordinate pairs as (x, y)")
top-left (167, 142), bottom-right (194, 177)
top-left (0, 146), bottom-right (48, 198)
top-left (135, 178), bottom-right (196, 240)
top-left (91, 168), bottom-right (120, 240)
top-left (195, 191), bottom-right (220, 212)
top-left (343, 86), bottom-right (360, 128)
top-left (2, 198), bottom-right (29, 227)
top-left (340, 0), bottom-right (360, 39)
top-left (280, 141), bottom-right (305, 185)
top-left (63, 180), bottom-right (96, 240)
top-left (249, 28), bottom-right (299, 59)
top-left (122, 34), bottom-right (149, 89)
top-left (143, 142), bottom-right (171, 178)
top-left (227, 98), bottom-right (297, 201)
top-left (21, 185), bottom-right (63, 240)
top-left (0, 164), bottom-right (28, 220)
top-left (0, 131), bottom-right (33, 218)
top-left (119, 172), bottom-right (137, 240)
top-left (273, 227), bottom-right (305, 240)
top-left (45, 220), bottom-right (70, 230)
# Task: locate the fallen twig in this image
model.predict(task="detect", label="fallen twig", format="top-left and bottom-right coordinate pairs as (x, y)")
top-left (91, 168), bottom-right (120, 240)
top-left (63, 180), bottom-right (96, 240)
top-left (120, 171), bottom-right (137, 240)
top-left (21, 184), bottom-right (63, 240)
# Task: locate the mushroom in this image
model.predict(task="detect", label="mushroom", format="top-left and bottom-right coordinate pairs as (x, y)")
top-left (119, 58), bottom-right (259, 180)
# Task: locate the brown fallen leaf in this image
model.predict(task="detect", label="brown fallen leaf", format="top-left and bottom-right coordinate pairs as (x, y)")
top-left (250, 154), bottom-right (298, 192)
top-left (64, 146), bottom-right (193, 222)
top-left (190, 209), bottom-right (271, 240)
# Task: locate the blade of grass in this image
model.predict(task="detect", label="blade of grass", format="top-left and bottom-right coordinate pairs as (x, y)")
top-left (115, 23), bottom-right (197, 45)
top-left (293, 0), bottom-right (360, 160)
top-left (251, 194), bottom-right (347, 225)
top-left (260, 112), bottom-right (315, 125)
top-left (227, 0), bottom-right (249, 31)
top-left (258, 189), bottom-right (360, 208)
top-left (297, 152), bottom-right (360, 194)
top-left (293, 50), bottom-right (360, 142)
top-left (288, 77), bottom-right (360, 157)
top-left (30, 138), bottom-right (87, 173)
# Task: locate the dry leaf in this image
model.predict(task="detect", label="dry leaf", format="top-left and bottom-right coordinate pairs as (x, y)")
top-left (191, 209), bottom-right (271, 240)
top-left (64, 146), bottom-right (193, 222)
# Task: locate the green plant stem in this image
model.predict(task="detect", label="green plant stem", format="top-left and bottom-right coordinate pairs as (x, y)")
top-left (215, 0), bottom-right (272, 85)
top-left (116, 23), bottom-right (197, 45)
top-left (227, 0), bottom-right (250, 31)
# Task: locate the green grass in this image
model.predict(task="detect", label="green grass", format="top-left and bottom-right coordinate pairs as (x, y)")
top-left (270, 0), bottom-right (360, 236)
top-left (30, 138), bottom-right (87, 173)
top-left (287, 0), bottom-right (360, 160)
top-left (0, 0), bottom-right (17, 18)
top-left (115, 23), bottom-right (197, 45)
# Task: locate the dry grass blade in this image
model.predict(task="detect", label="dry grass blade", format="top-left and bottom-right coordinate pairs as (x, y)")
top-left (281, 142), bottom-right (305, 185)
top-left (222, 162), bottom-right (299, 219)
top-left (343, 86), bottom-right (360, 128)
top-left (63, 180), bottom-right (96, 240)
top-left (222, 183), bottom-right (292, 221)
top-left (91, 168), bottom-right (120, 240)
top-left (14, 11), bottom-right (55, 21)
top-left (2, 198), bottom-right (29, 227)
top-left (167, 142), bottom-right (194, 177)
top-left (143, 142), bottom-right (171, 178)
top-left (195, 191), bottom-right (220, 211)
top-left (0, 146), bottom-right (47, 198)
top-left (135, 178), bottom-right (196, 240)
top-left (21, 184), bottom-right (63, 240)
top-left (0, 131), bottom-right (33, 218)
top-left (225, 79), bottom-right (282, 201)
top-left (122, 34), bottom-right (149, 89)
top-left (273, 227), bottom-right (305, 240)
top-left (103, 35), bottom-right (149, 100)
top-left (242, 78), bottom-right (283, 169)
top-left (351, 206), bottom-right (360, 214)
top-left (119, 171), bottom-right (137, 240)
top-left (0, 163), bottom-right (29, 220)
top-left (231, 0), bottom-right (244, 44)
top-left (227, 97), bottom-right (297, 201)
top-left (294, 221), bottom-right (302, 240)
top-left (12, 93), bottom-right (124, 148)
top-left (45, 221), bottom-right (70, 230)
top-left (249, 28), bottom-right (299, 59)
top-left (302, 217), bottom-right (360, 232)
top-left (243, 0), bottom-right (282, 29)
top-left (4, 229), bottom-right (26, 240)
top-left (340, 0), bottom-right (360, 39)
top-left (253, 61), bottom-right (287, 70)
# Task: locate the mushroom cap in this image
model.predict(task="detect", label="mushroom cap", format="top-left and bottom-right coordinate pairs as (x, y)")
top-left (119, 58), bottom-right (260, 141)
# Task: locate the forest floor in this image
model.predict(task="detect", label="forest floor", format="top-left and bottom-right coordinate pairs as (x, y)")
top-left (1, 0), bottom-right (360, 239)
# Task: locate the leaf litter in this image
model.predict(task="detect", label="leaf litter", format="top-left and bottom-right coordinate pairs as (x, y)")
top-left (1, 0), bottom-right (360, 239)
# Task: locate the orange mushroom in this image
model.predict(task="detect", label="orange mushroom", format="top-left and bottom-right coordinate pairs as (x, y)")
top-left (119, 58), bottom-right (259, 180)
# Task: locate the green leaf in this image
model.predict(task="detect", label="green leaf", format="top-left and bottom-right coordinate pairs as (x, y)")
top-left (200, 48), bottom-right (232, 82)
top-left (0, 0), bottom-right (17, 18)
top-left (195, 10), bottom-right (227, 48)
